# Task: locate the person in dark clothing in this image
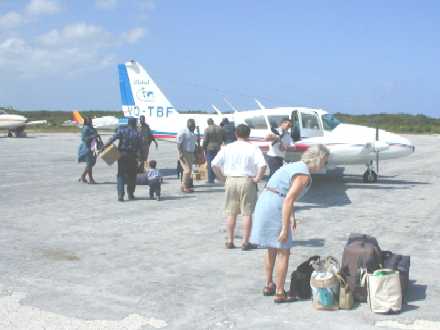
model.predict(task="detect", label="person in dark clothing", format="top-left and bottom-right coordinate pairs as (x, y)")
top-left (203, 118), bottom-right (225, 183)
top-left (220, 118), bottom-right (236, 144)
top-left (103, 117), bottom-right (142, 201)
top-left (139, 115), bottom-right (158, 171)
top-left (78, 117), bottom-right (101, 184)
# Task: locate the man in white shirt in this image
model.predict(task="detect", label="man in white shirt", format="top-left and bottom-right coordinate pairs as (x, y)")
top-left (212, 124), bottom-right (267, 250)
top-left (265, 118), bottom-right (294, 178)
top-left (176, 119), bottom-right (197, 192)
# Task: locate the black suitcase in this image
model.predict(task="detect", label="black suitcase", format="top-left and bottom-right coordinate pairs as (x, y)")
top-left (382, 251), bottom-right (410, 303)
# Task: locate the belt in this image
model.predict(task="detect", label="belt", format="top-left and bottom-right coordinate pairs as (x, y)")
top-left (265, 187), bottom-right (286, 197)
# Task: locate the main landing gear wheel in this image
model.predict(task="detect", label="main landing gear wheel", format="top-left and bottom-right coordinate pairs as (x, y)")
top-left (7, 130), bottom-right (13, 138)
top-left (363, 170), bottom-right (378, 183)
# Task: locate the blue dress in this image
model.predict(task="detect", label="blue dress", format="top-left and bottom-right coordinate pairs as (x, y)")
top-left (250, 161), bottom-right (311, 250)
top-left (78, 125), bottom-right (98, 167)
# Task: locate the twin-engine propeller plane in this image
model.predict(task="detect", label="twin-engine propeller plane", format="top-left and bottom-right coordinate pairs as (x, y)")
top-left (0, 109), bottom-right (47, 137)
top-left (117, 60), bottom-right (415, 182)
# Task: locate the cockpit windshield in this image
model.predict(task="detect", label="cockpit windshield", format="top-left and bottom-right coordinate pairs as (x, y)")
top-left (321, 114), bottom-right (341, 131)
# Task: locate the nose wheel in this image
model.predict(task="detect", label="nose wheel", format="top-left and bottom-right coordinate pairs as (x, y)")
top-left (363, 161), bottom-right (378, 183)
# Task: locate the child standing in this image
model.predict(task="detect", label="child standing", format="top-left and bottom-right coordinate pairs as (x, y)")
top-left (147, 160), bottom-right (162, 201)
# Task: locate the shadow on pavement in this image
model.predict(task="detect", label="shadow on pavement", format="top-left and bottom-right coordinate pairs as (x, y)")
top-left (407, 280), bottom-right (427, 302)
top-left (292, 238), bottom-right (325, 247)
top-left (298, 170), bottom-right (430, 209)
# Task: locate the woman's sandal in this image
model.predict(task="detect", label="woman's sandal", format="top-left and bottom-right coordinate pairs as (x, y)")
top-left (263, 283), bottom-right (276, 296)
top-left (78, 177), bottom-right (88, 183)
top-left (274, 291), bottom-right (297, 303)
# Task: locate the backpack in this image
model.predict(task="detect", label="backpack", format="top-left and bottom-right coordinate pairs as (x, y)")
top-left (289, 255), bottom-right (320, 299)
top-left (341, 233), bottom-right (383, 302)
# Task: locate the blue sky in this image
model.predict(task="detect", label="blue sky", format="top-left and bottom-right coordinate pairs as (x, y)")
top-left (0, 0), bottom-right (439, 117)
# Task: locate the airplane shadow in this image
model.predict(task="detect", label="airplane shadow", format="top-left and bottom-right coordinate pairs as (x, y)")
top-left (297, 168), bottom-right (430, 210)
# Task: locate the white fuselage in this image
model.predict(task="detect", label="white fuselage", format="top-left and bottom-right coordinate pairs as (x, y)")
top-left (132, 107), bottom-right (414, 167)
top-left (0, 113), bottom-right (27, 129)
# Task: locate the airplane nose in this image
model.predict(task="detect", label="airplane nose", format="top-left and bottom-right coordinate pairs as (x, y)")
top-left (400, 136), bottom-right (415, 153)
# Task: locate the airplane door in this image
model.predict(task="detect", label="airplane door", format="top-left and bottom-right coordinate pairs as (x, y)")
top-left (297, 110), bottom-right (324, 139)
top-left (291, 110), bottom-right (301, 141)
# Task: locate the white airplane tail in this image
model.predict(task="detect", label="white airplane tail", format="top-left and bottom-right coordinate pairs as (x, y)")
top-left (117, 60), bottom-right (178, 119)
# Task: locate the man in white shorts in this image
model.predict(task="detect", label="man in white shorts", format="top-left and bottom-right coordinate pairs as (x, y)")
top-left (212, 124), bottom-right (267, 250)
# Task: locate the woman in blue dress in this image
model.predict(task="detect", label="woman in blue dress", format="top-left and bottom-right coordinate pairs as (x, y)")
top-left (78, 117), bottom-right (100, 184)
top-left (250, 144), bottom-right (330, 303)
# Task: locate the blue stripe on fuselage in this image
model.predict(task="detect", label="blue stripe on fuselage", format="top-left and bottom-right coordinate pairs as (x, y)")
top-left (118, 64), bottom-right (135, 106)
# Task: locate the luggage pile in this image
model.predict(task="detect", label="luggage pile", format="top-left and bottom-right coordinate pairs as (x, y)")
top-left (290, 233), bottom-right (410, 314)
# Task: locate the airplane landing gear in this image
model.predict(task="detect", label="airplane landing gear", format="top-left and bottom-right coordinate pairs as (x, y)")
top-left (7, 130), bottom-right (13, 137)
top-left (363, 161), bottom-right (378, 183)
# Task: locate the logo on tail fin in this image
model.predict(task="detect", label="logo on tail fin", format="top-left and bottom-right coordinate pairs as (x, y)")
top-left (118, 60), bottom-right (178, 119)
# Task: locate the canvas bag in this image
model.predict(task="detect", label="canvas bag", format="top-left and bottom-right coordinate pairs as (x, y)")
top-left (336, 274), bottom-right (354, 310)
top-left (365, 269), bottom-right (402, 314)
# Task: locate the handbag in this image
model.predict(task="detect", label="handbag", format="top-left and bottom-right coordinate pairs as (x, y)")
top-left (336, 274), bottom-right (354, 310)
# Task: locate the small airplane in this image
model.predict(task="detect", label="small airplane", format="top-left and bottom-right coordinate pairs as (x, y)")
top-left (0, 109), bottom-right (47, 137)
top-left (71, 111), bottom-right (119, 130)
top-left (117, 60), bottom-right (415, 182)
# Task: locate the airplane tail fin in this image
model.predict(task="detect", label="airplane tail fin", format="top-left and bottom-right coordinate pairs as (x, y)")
top-left (117, 60), bottom-right (177, 119)
top-left (72, 111), bottom-right (84, 125)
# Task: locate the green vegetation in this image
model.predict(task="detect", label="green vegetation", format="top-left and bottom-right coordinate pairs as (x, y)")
top-left (3, 108), bottom-right (440, 134)
top-left (334, 113), bottom-right (440, 134)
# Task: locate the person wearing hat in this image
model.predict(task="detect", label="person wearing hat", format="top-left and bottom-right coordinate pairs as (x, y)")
top-left (103, 117), bottom-right (143, 201)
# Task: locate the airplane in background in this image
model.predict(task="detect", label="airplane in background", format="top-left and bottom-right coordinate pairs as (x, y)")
top-left (117, 60), bottom-right (415, 182)
top-left (0, 109), bottom-right (47, 137)
top-left (71, 111), bottom-right (119, 130)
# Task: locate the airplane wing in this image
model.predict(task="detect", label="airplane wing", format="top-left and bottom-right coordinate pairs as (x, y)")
top-left (25, 120), bottom-right (48, 126)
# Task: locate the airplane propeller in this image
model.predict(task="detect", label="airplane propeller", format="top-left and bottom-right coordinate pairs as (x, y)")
top-left (376, 125), bottom-right (379, 177)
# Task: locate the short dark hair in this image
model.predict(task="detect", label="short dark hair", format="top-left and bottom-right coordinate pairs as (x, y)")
top-left (149, 160), bottom-right (157, 168)
top-left (235, 124), bottom-right (251, 139)
top-left (280, 117), bottom-right (291, 124)
top-left (207, 118), bottom-right (214, 125)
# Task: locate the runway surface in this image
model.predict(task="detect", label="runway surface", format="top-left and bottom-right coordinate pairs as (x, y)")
top-left (0, 133), bottom-right (439, 330)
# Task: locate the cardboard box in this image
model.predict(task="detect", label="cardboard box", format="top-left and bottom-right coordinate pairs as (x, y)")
top-left (100, 144), bottom-right (120, 165)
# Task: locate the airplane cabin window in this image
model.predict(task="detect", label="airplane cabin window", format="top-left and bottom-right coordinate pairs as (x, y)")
top-left (301, 113), bottom-right (320, 130)
top-left (244, 115), bottom-right (268, 129)
top-left (268, 115), bottom-right (288, 129)
top-left (321, 114), bottom-right (341, 131)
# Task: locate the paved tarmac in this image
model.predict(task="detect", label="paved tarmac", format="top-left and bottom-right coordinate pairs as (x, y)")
top-left (0, 133), bottom-right (439, 330)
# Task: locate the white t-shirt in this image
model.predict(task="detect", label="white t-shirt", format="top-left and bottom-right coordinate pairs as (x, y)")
top-left (176, 128), bottom-right (196, 152)
top-left (266, 128), bottom-right (294, 158)
top-left (211, 140), bottom-right (267, 177)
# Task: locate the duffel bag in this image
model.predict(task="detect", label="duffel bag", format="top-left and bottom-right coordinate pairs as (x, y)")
top-left (341, 233), bottom-right (383, 302)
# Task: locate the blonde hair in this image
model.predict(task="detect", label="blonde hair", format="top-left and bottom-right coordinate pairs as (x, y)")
top-left (301, 144), bottom-right (330, 168)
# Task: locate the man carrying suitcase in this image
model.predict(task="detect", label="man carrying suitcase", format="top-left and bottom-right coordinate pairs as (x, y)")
top-left (104, 117), bottom-right (143, 201)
